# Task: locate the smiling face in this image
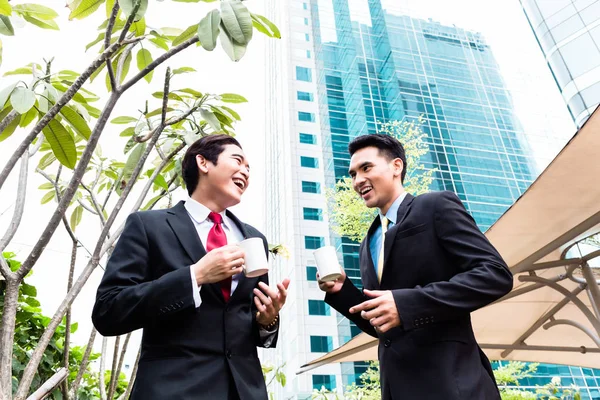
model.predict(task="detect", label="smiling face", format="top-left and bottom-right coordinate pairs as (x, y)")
top-left (196, 144), bottom-right (250, 211)
top-left (348, 146), bottom-right (404, 214)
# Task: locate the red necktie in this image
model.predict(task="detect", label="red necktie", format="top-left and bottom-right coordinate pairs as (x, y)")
top-left (206, 212), bottom-right (231, 302)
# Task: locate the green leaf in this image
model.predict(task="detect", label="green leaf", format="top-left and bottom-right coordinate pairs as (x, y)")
top-left (149, 37), bottom-right (169, 51)
top-left (21, 283), bottom-right (37, 296)
top-left (111, 116), bottom-right (137, 124)
top-left (220, 0), bottom-right (252, 45)
top-left (141, 194), bottom-right (163, 210)
top-left (144, 106), bottom-right (173, 118)
top-left (0, 82), bottom-right (17, 109)
top-left (197, 9), bottom-right (220, 51)
top-left (152, 91), bottom-right (184, 102)
top-left (69, 0), bottom-right (105, 20)
top-left (10, 87), bottom-right (36, 114)
top-left (176, 88), bottom-right (203, 97)
top-left (136, 48), bottom-right (153, 83)
top-left (70, 205), bottom-right (83, 231)
top-left (37, 152), bottom-right (56, 170)
top-left (154, 174), bottom-right (168, 190)
top-left (0, 0), bottom-right (11, 16)
top-left (200, 108), bottom-right (220, 131)
top-left (119, 126), bottom-right (135, 136)
top-left (119, 50), bottom-right (132, 83)
top-left (220, 105), bottom-right (240, 120)
top-left (251, 13), bottom-right (280, 39)
top-left (13, 4), bottom-right (58, 20)
top-left (0, 15), bottom-right (14, 36)
top-left (0, 107), bottom-right (19, 141)
top-left (121, 143), bottom-right (146, 190)
top-left (0, 38), bottom-right (2, 67)
top-left (60, 106), bottom-right (91, 140)
top-left (22, 15), bottom-right (59, 30)
top-left (38, 182), bottom-right (54, 190)
top-left (131, 17), bottom-right (145, 37)
top-left (106, 0), bottom-right (115, 17)
top-left (172, 67), bottom-right (196, 75)
top-left (41, 191), bottom-right (55, 204)
top-left (70, 322), bottom-right (79, 333)
top-left (173, 23), bottom-right (198, 47)
top-left (218, 22), bottom-right (246, 62)
top-left (42, 119), bottom-right (77, 169)
top-left (118, 0), bottom-right (148, 22)
top-left (85, 32), bottom-right (105, 51)
top-left (4, 67), bottom-right (34, 76)
top-left (219, 93), bottom-right (247, 103)
top-left (19, 105), bottom-right (38, 127)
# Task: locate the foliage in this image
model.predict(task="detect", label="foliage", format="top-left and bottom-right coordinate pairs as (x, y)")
top-left (262, 363), bottom-right (286, 400)
top-left (326, 118), bottom-right (436, 242)
top-left (312, 361), bottom-right (581, 400)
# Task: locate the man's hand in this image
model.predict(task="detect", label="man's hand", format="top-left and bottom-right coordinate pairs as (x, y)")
top-left (317, 270), bottom-right (346, 294)
top-left (350, 289), bottom-right (401, 333)
top-left (193, 245), bottom-right (245, 285)
top-left (254, 278), bottom-right (291, 328)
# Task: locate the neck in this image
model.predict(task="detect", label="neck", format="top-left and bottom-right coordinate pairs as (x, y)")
top-left (379, 186), bottom-right (405, 215)
top-left (191, 187), bottom-right (227, 213)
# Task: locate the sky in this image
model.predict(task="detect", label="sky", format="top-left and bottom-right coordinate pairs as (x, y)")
top-left (0, 0), bottom-right (577, 379)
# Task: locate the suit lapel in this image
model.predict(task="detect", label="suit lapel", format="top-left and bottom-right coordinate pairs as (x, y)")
top-left (383, 193), bottom-right (414, 271)
top-left (362, 217), bottom-right (381, 290)
top-left (166, 201), bottom-right (206, 263)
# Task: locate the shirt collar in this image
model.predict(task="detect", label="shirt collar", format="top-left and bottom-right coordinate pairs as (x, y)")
top-left (379, 191), bottom-right (407, 226)
top-left (184, 197), bottom-right (229, 228)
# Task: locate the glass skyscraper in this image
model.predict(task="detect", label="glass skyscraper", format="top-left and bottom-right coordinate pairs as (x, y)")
top-left (520, 0), bottom-right (600, 128)
top-left (261, 0), bottom-right (577, 398)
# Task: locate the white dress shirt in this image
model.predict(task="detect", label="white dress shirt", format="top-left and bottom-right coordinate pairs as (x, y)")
top-left (185, 197), bottom-right (245, 308)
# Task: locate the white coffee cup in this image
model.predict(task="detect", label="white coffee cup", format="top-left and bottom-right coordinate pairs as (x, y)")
top-left (238, 238), bottom-right (269, 278)
top-left (313, 245), bottom-right (342, 282)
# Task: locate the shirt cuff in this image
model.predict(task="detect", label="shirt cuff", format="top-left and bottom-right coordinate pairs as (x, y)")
top-left (258, 320), bottom-right (278, 348)
top-left (190, 265), bottom-right (202, 308)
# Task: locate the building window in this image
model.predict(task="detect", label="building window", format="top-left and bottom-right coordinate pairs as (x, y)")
top-left (298, 111), bottom-right (315, 122)
top-left (296, 66), bottom-right (312, 82)
top-left (302, 181), bottom-right (321, 193)
top-left (304, 17), bottom-right (309, 25)
top-left (305, 33), bottom-right (310, 41)
top-left (299, 133), bottom-right (316, 144)
top-left (297, 91), bottom-right (314, 101)
top-left (305, 236), bottom-right (324, 249)
top-left (312, 375), bottom-right (336, 391)
top-left (303, 207), bottom-right (323, 221)
top-left (308, 300), bottom-right (330, 316)
top-left (310, 336), bottom-right (333, 352)
top-left (303, 2), bottom-right (308, 10)
top-left (307, 50), bottom-right (311, 58)
top-left (300, 156), bottom-right (318, 168)
top-left (306, 266), bottom-right (318, 281)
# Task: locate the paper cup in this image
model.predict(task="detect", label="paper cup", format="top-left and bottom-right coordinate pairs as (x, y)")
top-left (238, 238), bottom-right (269, 278)
top-left (313, 246), bottom-right (342, 282)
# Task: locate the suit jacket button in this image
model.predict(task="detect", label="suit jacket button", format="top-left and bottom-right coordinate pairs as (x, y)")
top-left (384, 340), bottom-right (391, 348)
top-left (226, 351), bottom-right (232, 359)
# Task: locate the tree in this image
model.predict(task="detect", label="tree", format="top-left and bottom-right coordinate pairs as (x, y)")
top-left (313, 361), bottom-right (581, 400)
top-left (326, 118), bottom-right (436, 242)
top-left (0, 1), bottom-right (281, 399)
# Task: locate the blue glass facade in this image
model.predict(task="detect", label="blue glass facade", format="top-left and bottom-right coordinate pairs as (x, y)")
top-left (309, 0), bottom-right (538, 390)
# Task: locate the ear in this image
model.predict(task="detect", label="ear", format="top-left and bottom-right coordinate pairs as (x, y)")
top-left (196, 154), bottom-right (209, 174)
top-left (392, 158), bottom-right (404, 178)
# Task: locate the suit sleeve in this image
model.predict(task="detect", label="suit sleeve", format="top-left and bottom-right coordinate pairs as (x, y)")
top-left (252, 234), bottom-right (280, 348)
top-left (325, 278), bottom-right (378, 338)
top-left (92, 213), bottom-right (195, 336)
top-left (393, 191), bottom-right (513, 331)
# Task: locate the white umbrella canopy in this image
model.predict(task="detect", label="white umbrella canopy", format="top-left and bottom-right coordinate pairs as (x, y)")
top-left (299, 107), bottom-right (600, 374)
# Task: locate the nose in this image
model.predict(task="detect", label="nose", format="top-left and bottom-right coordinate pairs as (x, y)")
top-left (353, 173), bottom-right (365, 191)
top-left (240, 165), bottom-right (249, 180)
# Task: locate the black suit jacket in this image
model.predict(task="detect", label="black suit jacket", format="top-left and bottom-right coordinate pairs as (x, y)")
top-left (326, 191), bottom-right (513, 400)
top-left (92, 201), bottom-right (277, 400)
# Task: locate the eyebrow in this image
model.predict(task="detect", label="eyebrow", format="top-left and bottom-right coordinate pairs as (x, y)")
top-left (348, 161), bottom-right (372, 175)
top-left (232, 153), bottom-right (250, 169)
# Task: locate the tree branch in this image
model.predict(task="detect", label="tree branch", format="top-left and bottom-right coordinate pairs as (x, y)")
top-left (0, 109), bottom-right (18, 135)
top-left (61, 238), bottom-right (77, 400)
top-left (121, 36), bottom-right (199, 92)
top-left (0, 253), bottom-right (13, 281)
top-left (118, 0), bottom-right (141, 44)
top-left (81, 182), bottom-right (106, 225)
top-left (0, 281), bottom-right (20, 399)
top-left (116, 43), bottom-right (136, 89)
top-left (0, 151), bottom-right (28, 253)
top-left (0, 42), bottom-right (123, 193)
top-left (26, 368), bottom-right (68, 400)
top-left (113, 332), bottom-right (131, 396)
top-left (107, 335), bottom-right (121, 400)
top-left (105, 1), bottom-right (120, 92)
top-left (99, 337), bottom-right (108, 400)
top-left (69, 328), bottom-right (97, 398)
top-left (116, 347), bottom-right (141, 400)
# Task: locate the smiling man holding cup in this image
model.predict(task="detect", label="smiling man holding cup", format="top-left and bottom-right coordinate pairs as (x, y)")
top-left (92, 134), bottom-right (290, 400)
top-left (317, 134), bottom-right (513, 400)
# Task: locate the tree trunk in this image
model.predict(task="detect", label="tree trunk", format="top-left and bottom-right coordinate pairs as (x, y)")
top-left (0, 279), bottom-right (19, 400)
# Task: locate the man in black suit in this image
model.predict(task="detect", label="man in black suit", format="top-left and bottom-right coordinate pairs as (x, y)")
top-left (318, 134), bottom-right (513, 399)
top-left (92, 134), bottom-right (290, 400)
